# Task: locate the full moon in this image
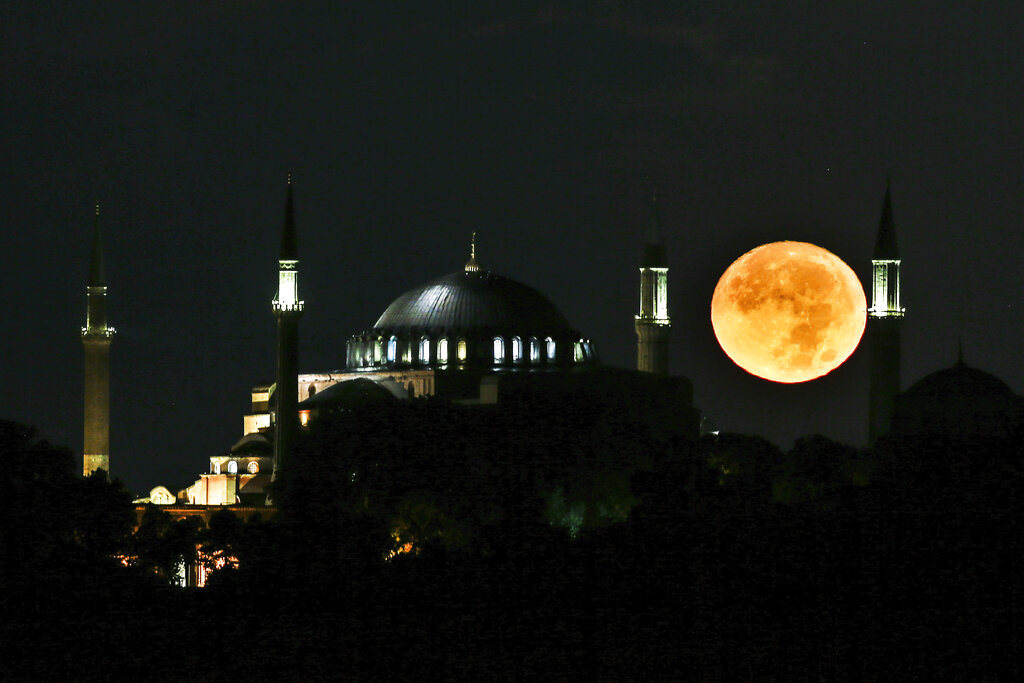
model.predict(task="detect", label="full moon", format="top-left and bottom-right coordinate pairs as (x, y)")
top-left (711, 241), bottom-right (866, 383)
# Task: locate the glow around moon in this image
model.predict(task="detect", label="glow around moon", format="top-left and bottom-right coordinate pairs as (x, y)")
top-left (711, 241), bottom-right (866, 383)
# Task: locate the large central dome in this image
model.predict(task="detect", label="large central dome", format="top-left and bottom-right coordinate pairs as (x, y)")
top-left (374, 270), bottom-right (573, 335)
top-left (345, 264), bottom-right (596, 370)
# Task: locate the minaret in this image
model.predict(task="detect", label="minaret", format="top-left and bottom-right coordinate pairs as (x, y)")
top-left (635, 193), bottom-right (671, 374)
top-left (82, 202), bottom-right (115, 477)
top-left (867, 183), bottom-right (904, 442)
top-left (272, 174), bottom-right (304, 479)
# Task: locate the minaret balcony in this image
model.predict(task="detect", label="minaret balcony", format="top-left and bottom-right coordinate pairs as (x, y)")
top-left (273, 300), bottom-right (305, 313)
top-left (867, 307), bottom-right (904, 319)
top-left (634, 315), bottom-right (671, 326)
top-left (82, 326), bottom-right (116, 337)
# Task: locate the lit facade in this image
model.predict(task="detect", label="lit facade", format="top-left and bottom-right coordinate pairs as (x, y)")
top-left (185, 453), bottom-right (272, 505)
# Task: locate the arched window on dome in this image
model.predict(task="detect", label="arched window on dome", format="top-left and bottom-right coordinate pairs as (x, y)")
top-left (457, 339), bottom-right (468, 362)
top-left (373, 339), bottom-right (383, 364)
top-left (438, 338), bottom-right (449, 363)
top-left (419, 337), bottom-right (430, 364)
top-left (530, 336), bottom-right (540, 362)
top-left (546, 337), bottom-right (556, 361)
top-left (493, 337), bottom-right (505, 363)
top-left (574, 341), bottom-right (584, 363)
top-left (387, 336), bottom-right (397, 363)
top-left (308, 384), bottom-right (316, 398)
top-left (227, 460), bottom-right (238, 475)
top-left (512, 336), bottom-right (522, 363)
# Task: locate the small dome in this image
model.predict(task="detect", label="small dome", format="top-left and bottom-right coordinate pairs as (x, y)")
top-left (230, 432), bottom-right (271, 455)
top-left (373, 270), bottom-right (574, 337)
top-left (299, 377), bottom-right (401, 409)
top-left (902, 364), bottom-right (1014, 401)
top-left (893, 361), bottom-right (1024, 441)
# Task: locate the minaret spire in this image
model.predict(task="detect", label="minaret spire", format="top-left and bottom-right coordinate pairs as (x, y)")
top-left (89, 201), bottom-right (105, 288)
top-left (272, 173), bottom-right (304, 482)
top-left (82, 202), bottom-right (115, 477)
top-left (280, 171), bottom-right (297, 261)
top-left (868, 181), bottom-right (905, 442)
top-left (464, 231), bottom-right (481, 272)
top-left (635, 191), bottom-right (671, 374)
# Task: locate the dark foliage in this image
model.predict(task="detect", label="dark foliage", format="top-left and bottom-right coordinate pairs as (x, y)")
top-left (3, 416), bottom-right (1022, 680)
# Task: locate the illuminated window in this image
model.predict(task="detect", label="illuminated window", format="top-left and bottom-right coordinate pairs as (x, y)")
top-left (299, 410), bottom-right (311, 426)
top-left (574, 341), bottom-right (583, 362)
top-left (373, 340), bottom-right (382, 364)
top-left (530, 336), bottom-right (540, 362)
top-left (512, 336), bottom-right (522, 362)
top-left (493, 337), bottom-right (505, 363)
top-left (438, 338), bottom-right (449, 363)
top-left (213, 462), bottom-right (220, 475)
top-left (227, 460), bottom-right (238, 475)
top-left (546, 337), bottom-right (556, 361)
top-left (419, 337), bottom-right (430, 364)
top-left (457, 339), bottom-right (467, 362)
top-left (247, 461), bottom-right (259, 474)
top-left (387, 337), bottom-right (397, 363)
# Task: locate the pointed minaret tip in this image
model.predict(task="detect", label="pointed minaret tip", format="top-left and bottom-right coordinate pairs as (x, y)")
top-left (641, 191), bottom-right (668, 268)
top-left (464, 231), bottom-right (481, 272)
top-left (89, 201), bottom-right (106, 288)
top-left (279, 174), bottom-right (297, 261)
top-left (873, 181), bottom-right (899, 259)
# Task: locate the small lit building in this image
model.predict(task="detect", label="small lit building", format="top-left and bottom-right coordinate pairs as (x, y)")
top-left (183, 433), bottom-right (273, 506)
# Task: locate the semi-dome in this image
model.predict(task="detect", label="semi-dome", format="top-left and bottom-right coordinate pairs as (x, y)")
top-left (346, 265), bottom-right (597, 370)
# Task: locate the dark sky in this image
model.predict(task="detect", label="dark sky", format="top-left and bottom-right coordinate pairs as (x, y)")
top-left (4, 3), bottom-right (1023, 496)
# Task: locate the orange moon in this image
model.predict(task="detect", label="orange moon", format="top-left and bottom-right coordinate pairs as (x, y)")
top-left (711, 241), bottom-right (866, 383)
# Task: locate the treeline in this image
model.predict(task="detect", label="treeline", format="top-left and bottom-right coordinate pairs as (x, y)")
top-left (3, 401), bottom-right (1021, 680)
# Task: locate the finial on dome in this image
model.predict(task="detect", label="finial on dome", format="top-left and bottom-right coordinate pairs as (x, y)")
top-left (956, 337), bottom-right (966, 367)
top-left (464, 231), bottom-right (481, 272)
top-left (95, 200), bottom-right (100, 217)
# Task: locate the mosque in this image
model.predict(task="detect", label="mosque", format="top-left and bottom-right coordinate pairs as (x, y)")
top-left (82, 180), bottom-right (1023, 554)
top-left (82, 179), bottom-right (687, 524)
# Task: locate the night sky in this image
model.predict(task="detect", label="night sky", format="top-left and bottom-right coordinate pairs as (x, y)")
top-left (4, 3), bottom-right (1023, 496)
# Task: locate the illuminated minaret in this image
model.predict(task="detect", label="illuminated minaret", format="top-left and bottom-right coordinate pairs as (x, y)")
top-left (867, 183), bottom-right (904, 442)
top-left (634, 193), bottom-right (671, 375)
top-left (272, 175), bottom-right (303, 478)
top-left (82, 202), bottom-right (115, 477)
